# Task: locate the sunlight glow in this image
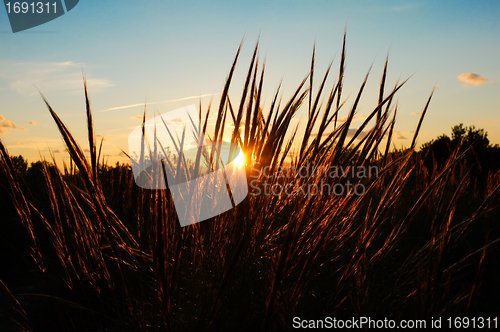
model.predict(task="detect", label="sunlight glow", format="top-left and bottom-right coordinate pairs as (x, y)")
top-left (235, 150), bottom-right (245, 167)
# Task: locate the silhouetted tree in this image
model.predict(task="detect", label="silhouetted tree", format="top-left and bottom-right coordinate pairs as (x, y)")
top-left (451, 123), bottom-right (489, 150)
top-left (10, 155), bottom-right (28, 174)
top-left (421, 123), bottom-right (500, 175)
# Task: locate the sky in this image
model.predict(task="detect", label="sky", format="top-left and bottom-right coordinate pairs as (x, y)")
top-left (0, 0), bottom-right (499, 166)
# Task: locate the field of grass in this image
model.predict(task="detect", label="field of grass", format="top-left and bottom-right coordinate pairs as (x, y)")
top-left (1, 35), bottom-right (500, 331)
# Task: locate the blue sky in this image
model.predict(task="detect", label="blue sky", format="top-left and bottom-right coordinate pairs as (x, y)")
top-left (1, 0), bottom-right (499, 165)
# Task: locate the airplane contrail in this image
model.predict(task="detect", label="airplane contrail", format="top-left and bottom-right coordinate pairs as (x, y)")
top-left (100, 93), bottom-right (218, 112)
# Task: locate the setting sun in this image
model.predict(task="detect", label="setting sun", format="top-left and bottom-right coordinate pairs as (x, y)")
top-left (234, 150), bottom-right (245, 167)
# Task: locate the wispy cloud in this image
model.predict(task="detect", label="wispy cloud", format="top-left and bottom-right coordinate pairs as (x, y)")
top-left (457, 73), bottom-right (489, 86)
top-left (394, 131), bottom-right (407, 140)
top-left (337, 115), bottom-right (368, 123)
top-left (0, 60), bottom-right (112, 96)
top-left (52, 149), bottom-right (67, 154)
top-left (410, 112), bottom-right (420, 117)
top-left (101, 93), bottom-right (218, 112)
top-left (29, 121), bottom-right (37, 125)
top-left (0, 115), bottom-right (16, 126)
top-left (103, 151), bottom-right (128, 158)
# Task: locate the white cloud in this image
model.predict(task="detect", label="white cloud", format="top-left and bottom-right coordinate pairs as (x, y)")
top-left (457, 73), bottom-right (489, 86)
top-left (0, 115), bottom-right (30, 134)
top-left (0, 114), bottom-right (20, 134)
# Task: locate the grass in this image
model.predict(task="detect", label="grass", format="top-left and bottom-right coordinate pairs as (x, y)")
top-left (1, 33), bottom-right (500, 331)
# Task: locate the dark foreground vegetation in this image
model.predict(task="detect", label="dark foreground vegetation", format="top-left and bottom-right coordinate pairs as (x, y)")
top-left (1, 36), bottom-right (500, 331)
